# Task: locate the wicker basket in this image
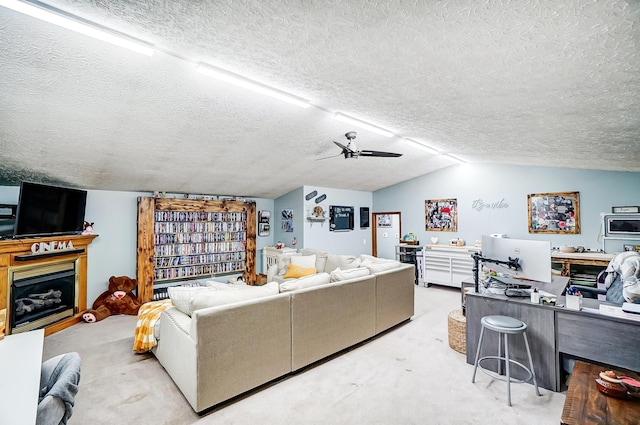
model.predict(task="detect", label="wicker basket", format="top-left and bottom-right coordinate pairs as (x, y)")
top-left (447, 309), bottom-right (466, 354)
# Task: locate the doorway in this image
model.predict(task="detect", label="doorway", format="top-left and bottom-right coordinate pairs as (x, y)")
top-left (372, 212), bottom-right (401, 259)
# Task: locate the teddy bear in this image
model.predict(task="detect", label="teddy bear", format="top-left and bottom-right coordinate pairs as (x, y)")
top-left (82, 275), bottom-right (142, 323)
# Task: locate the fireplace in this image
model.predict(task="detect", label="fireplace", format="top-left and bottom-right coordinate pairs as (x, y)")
top-left (9, 261), bottom-right (78, 334)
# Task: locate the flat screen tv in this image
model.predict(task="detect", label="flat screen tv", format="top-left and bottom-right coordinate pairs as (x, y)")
top-left (13, 181), bottom-right (87, 238)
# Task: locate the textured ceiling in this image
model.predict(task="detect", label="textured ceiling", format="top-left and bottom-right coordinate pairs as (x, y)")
top-left (1, 0), bottom-right (639, 199)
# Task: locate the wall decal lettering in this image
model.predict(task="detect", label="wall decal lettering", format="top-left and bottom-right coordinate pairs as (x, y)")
top-left (472, 198), bottom-right (509, 212)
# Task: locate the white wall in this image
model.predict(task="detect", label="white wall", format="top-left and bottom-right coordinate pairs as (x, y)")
top-left (373, 164), bottom-right (640, 252)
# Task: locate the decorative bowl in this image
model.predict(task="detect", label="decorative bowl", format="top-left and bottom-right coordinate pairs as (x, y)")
top-left (559, 246), bottom-right (576, 253)
top-left (595, 378), bottom-right (628, 399)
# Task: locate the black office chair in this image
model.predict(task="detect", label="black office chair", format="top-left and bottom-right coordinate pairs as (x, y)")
top-left (37, 352), bottom-right (81, 425)
top-left (571, 270), bottom-right (625, 304)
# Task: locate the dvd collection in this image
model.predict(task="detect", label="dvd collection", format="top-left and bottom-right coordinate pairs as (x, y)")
top-left (154, 221), bottom-right (246, 234)
top-left (154, 231), bottom-right (246, 244)
top-left (152, 208), bottom-right (249, 282)
top-left (155, 211), bottom-right (246, 222)
top-left (154, 262), bottom-right (245, 280)
top-left (154, 251), bottom-right (246, 268)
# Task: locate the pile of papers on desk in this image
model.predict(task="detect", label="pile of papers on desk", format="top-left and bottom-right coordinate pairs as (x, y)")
top-left (599, 304), bottom-right (640, 322)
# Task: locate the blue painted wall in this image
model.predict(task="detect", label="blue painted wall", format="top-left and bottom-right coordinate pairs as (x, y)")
top-left (373, 164), bottom-right (640, 252)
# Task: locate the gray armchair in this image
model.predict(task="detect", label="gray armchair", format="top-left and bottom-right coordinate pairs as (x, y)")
top-left (37, 352), bottom-right (81, 425)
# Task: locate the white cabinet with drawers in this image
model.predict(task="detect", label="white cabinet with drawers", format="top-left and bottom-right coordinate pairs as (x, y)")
top-left (422, 246), bottom-right (479, 288)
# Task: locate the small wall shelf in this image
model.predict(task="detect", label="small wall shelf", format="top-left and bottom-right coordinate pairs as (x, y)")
top-left (306, 216), bottom-right (328, 221)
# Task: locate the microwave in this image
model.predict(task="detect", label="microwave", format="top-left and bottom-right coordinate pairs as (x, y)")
top-left (604, 214), bottom-right (640, 235)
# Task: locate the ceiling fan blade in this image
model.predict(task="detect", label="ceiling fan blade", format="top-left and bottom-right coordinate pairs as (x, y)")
top-left (316, 152), bottom-right (343, 161)
top-left (359, 150), bottom-right (403, 158)
top-left (333, 141), bottom-right (352, 153)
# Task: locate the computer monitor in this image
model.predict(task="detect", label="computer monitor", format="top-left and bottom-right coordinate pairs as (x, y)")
top-left (481, 235), bottom-right (552, 283)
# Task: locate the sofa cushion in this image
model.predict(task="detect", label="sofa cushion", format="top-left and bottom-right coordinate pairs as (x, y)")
top-left (283, 263), bottom-right (317, 279)
top-left (205, 280), bottom-right (247, 289)
top-left (279, 272), bottom-right (331, 293)
top-left (361, 258), bottom-right (402, 274)
top-left (290, 254), bottom-right (316, 269)
top-left (329, 267), bottom-right (371, 282)
top-left (168, 282), bottom-right (279, 316)
top-left (325, 254), bottom-right (361, 273)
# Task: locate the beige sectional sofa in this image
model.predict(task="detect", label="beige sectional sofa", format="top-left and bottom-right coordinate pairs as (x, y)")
top-left (152, 253), bottom-right (415, 413)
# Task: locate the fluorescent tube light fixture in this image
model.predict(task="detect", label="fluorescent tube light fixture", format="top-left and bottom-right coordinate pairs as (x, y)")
top-left (196, 63), bottom-right (310, 109)
top-left (334, 113), bottom-right (393, 137)
top-left (444, 154), bottom-right (465, 164)
top-left (404, 138), bottom-right (439, 154)
top-left (0, 0), bottom-right (154, 56)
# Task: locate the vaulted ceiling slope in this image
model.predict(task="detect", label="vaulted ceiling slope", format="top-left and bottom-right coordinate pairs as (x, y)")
top-left (1, 0), bottom-right (639, 199)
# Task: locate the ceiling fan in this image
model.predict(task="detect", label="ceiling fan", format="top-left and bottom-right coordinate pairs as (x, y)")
top-left (327, 132), bottom-right (403, 159)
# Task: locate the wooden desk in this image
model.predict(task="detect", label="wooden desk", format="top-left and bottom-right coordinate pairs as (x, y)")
top-left (0, 329), bottom-right (44, 425)
top-left (551, 252), bottom-right (613, 277)
top-left (561, 361), bottom-right (640, 425)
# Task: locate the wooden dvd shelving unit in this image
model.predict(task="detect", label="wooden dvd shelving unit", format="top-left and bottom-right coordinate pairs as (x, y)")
top-left (136, 197), bottom-right (256, 303)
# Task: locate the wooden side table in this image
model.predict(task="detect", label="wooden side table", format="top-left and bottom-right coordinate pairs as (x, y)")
top-left (561, 361), bottom-right (640, 425)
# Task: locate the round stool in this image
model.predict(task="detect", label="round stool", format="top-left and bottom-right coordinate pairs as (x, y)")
top-left (471, 315), bottom-right (541, 406)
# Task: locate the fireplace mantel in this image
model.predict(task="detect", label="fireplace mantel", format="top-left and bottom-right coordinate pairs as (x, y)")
top-left (1, 234), bottom-right (98, 336)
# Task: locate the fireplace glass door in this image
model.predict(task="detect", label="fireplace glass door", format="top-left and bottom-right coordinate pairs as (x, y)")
top-left (10, 261), bottom-right (77, 334)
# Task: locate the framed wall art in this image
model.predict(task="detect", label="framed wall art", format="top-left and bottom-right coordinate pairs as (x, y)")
top-left (258, 210), bottom-right (271, 224)
top-left (377, 214), bottom-right (392, 228)
top-left (425, 198), bottom-right (457, 231)
top-left (281, 209), bottom-right (294, 232)
top-left (528, 191), bottom-right (580, 234)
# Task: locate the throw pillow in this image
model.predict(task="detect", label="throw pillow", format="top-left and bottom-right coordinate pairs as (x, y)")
top-left (276, 253), bottom-right (301, 276)
top-left (299, 248), bottom-right (330, 272)
top-left (329, 267), bottom-right (371, 282)
top-left (283, 263), bottom-right (317, 279)
top-left (279, 272), bottom-right (331, 293)
top-left (291, 254), bottom-right (317, 269)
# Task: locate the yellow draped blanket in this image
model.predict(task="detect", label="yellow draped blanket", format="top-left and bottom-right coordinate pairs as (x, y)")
top-left (133, 299), bottom-right (173, 353)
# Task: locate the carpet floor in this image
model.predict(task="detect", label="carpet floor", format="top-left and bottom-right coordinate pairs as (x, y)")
top-left (43, 284), bottom-right (566, 424)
